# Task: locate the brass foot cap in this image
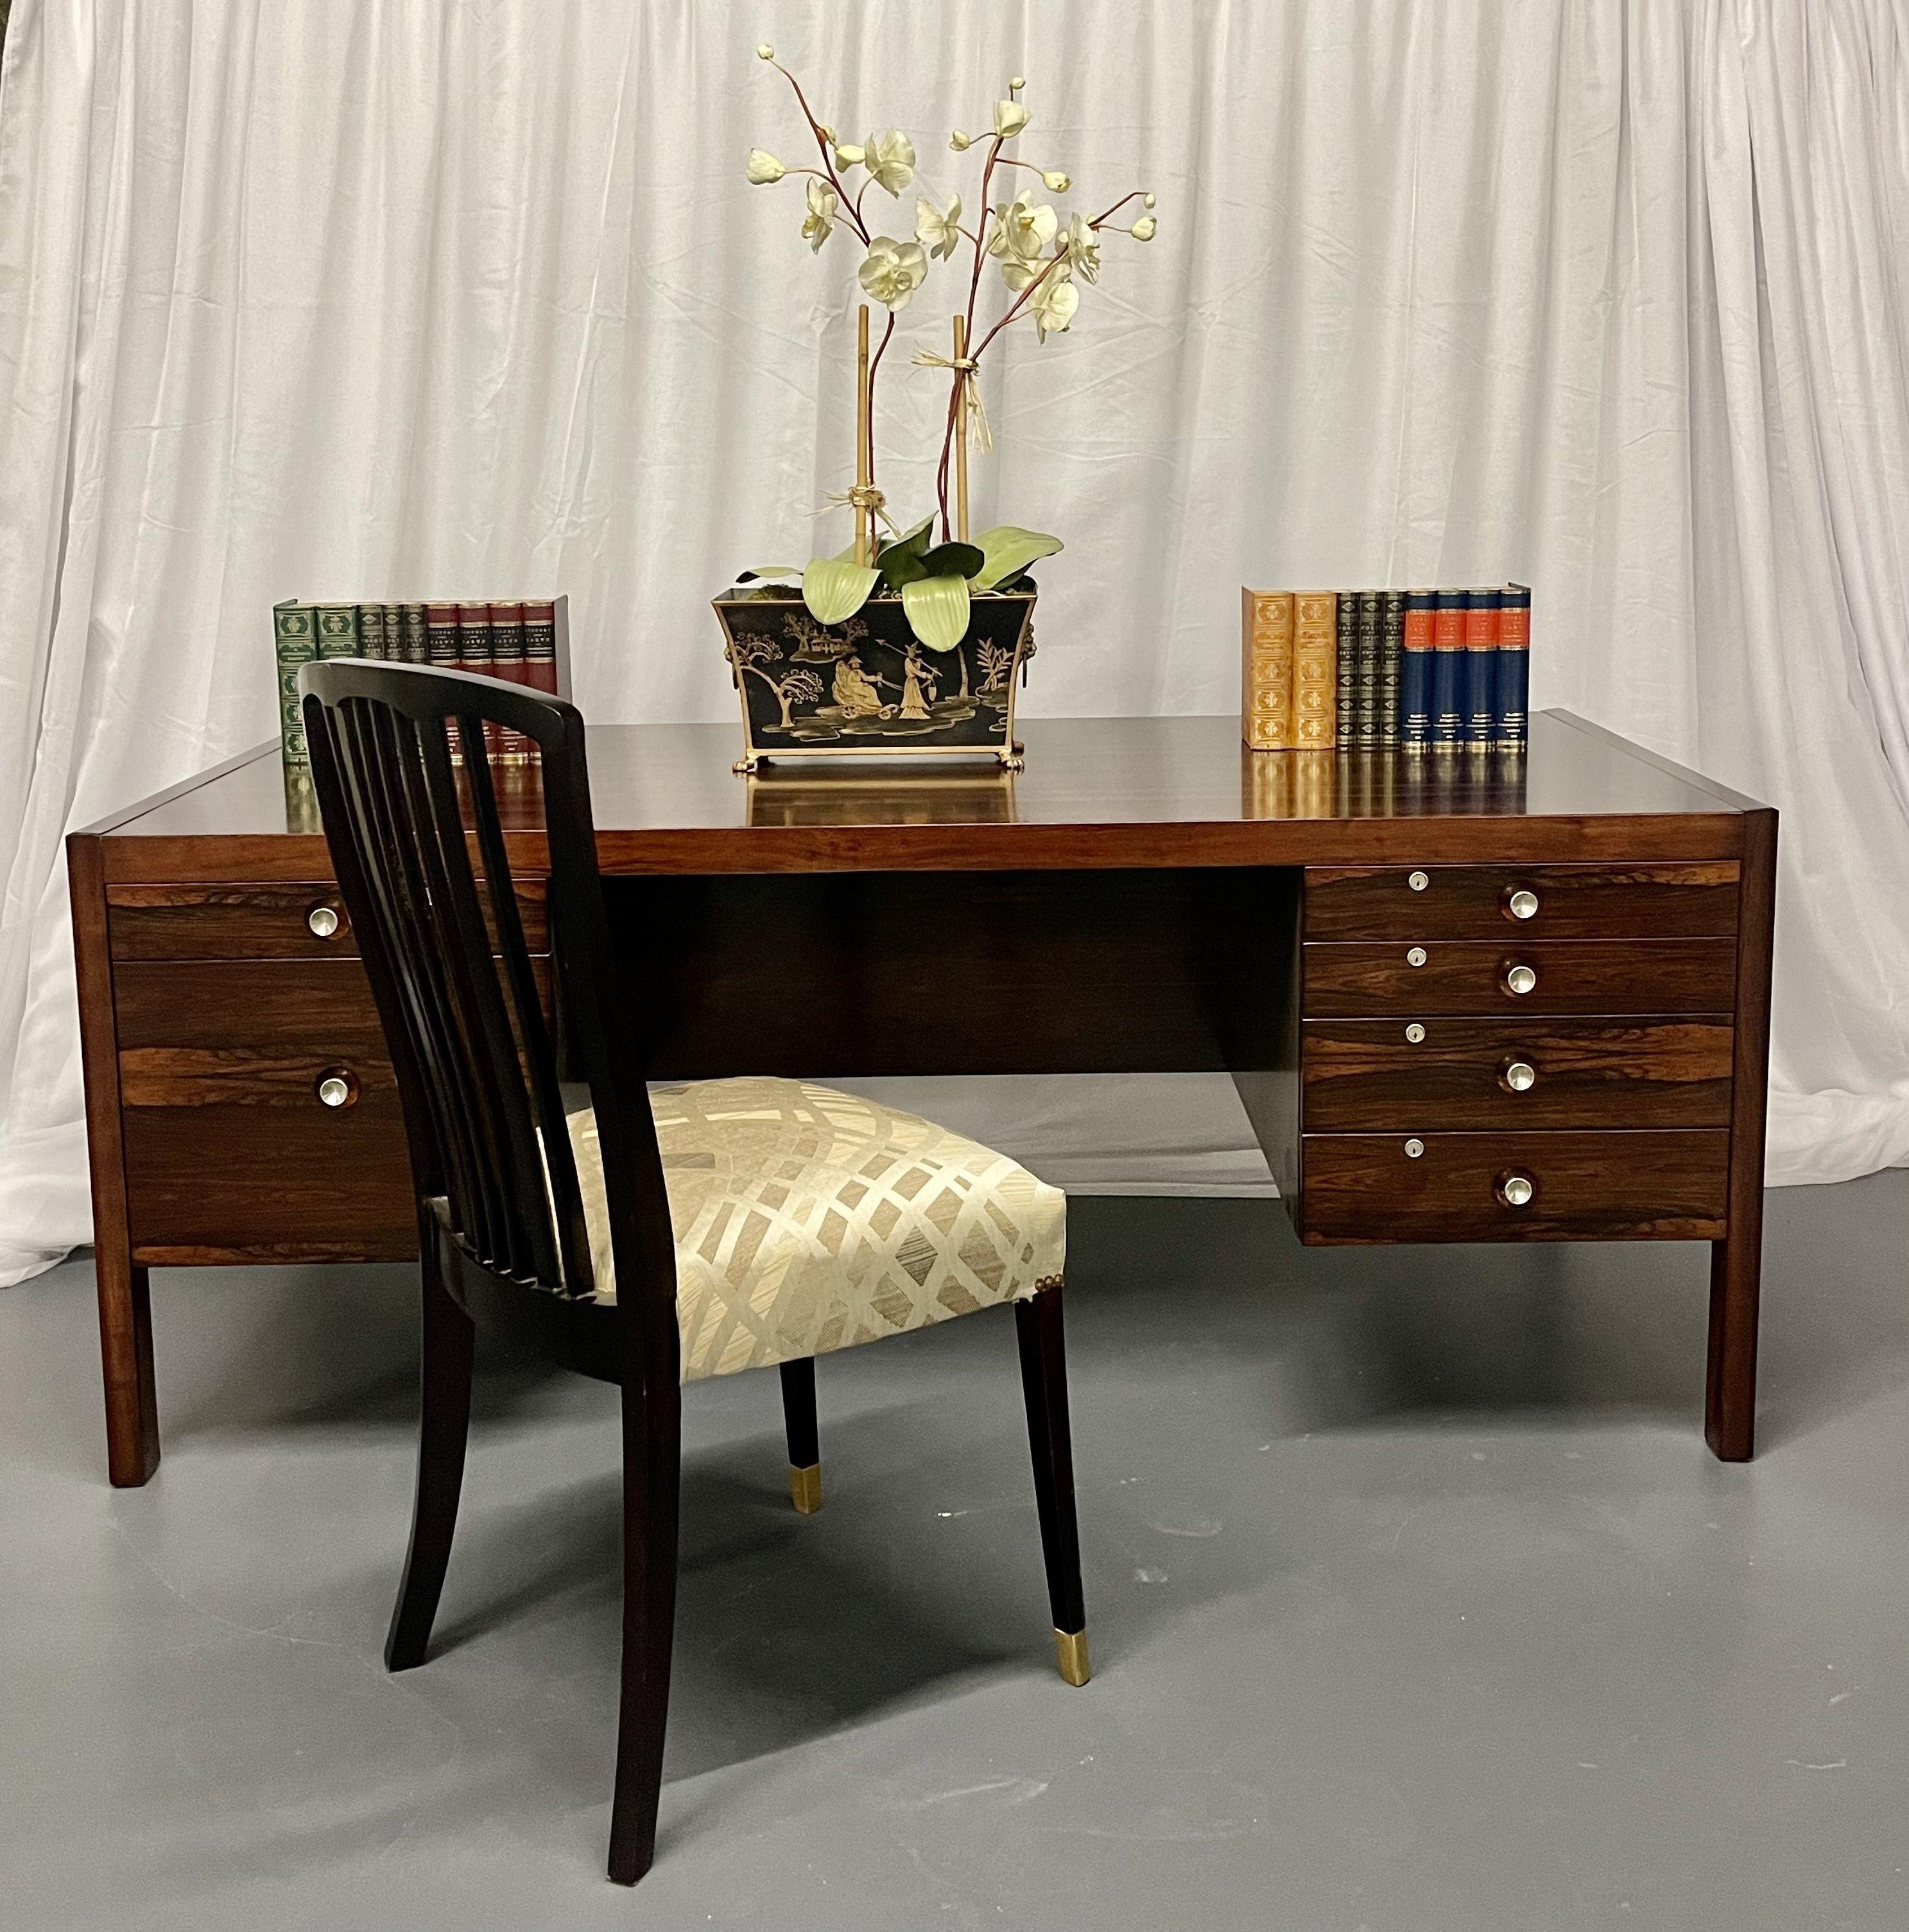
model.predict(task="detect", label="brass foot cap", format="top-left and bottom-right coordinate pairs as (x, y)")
top-left (789, 1462), bottom-right (823, 1515)
top-left (1053, 1626), bottom-right (1091, 1687)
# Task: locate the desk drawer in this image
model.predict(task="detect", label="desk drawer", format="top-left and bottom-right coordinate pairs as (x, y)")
top-left (107, 880), bottom-right (548, 961)
top-left (1301, 939), bottom-right (1736, 1017)
top-left (1301, 1017), bottom-right (1734, 1130)
top-left (1299, 1130), bottom-right (1730, 1242)
top-left (1304, 863), bottom-right (1740, 941)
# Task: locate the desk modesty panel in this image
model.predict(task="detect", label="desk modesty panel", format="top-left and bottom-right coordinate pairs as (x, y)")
top-left (69, 712), bottom-right (1775, 1485)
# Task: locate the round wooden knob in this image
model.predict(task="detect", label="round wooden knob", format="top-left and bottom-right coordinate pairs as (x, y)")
top-left (1405, 1023), bottom-right (1426, 1044)
top-left (1507, 888), bottom-right (1540, 920)
top-left (307, 903), bottom-right (341, 938)
top-left (1499, 1173), bottom-right (1535, 1207)
top-left (1408, 870), bottom-right (1430, 892)
top-left (1404, 1137), bottom-right (1425, 1159)
top-left (1406, 946), bottom-right (1428, 968)
top-left (1503, 962), bottom-right (1537, 996)
top-left (1504, 1060), bottom-right (1537, 1092)
top-left (315, 1068), bottom-right (357, 1109)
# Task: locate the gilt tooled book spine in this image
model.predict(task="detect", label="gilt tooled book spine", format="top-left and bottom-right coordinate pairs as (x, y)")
top-left (1399, 591), bottom-right (1435, 751)
top-left (1292, 591), bottom-right (1336, 748)
top-left (425, 601), bottom-right (461, 669)
top-left (1354, 591), bottom-right (1381, 751)
top-left (401, 601), bottom-right (429, 666)
top-left (488, 600), bottom-right (531, 763)
top-left (1378, 590), bottom-right (1404, 748)
top-left (273, 601), bottom-right (318, 766)
top-left (456, 600), bottom-right (503, 760)
top-left (1464, 587), bottom-right (1499, 750)
top-left (1496, 583), bottom-right (1530, 750)
top-left (1431, 590), bottom-right (1465, 752)
top-left (523, 599), bottom-right (560, 700)
top-left (1334, 594), bottom-right (1357, 750)
top-left (315, 602), bottom-right (362, 662)
top-left (1240, 588), bottom-right (1295, 750)
top-left (359, 603), bottom-right (390, 661)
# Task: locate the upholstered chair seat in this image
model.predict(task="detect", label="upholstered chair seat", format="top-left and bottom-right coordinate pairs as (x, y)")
top-left (567, 1078), bottom-right (1068, 1383)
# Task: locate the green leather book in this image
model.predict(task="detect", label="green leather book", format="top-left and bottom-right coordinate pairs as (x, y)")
top-left (357, 603), bottom-right (388, 660)
top-left (401, 602), bottom-right (429, 665)
top-left (315, 603), bottom-right (362, 661)
top-left (272, 600), bottom-right (318, 766)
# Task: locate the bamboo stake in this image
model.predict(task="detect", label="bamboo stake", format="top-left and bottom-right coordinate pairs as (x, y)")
top-left (854, 304), bottom-right (872, 566)
top-left (952, 315), bottom-right (970, 544)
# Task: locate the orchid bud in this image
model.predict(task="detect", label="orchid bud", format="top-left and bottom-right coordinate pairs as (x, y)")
top-left (1143, 192), bottom-right (1156, 208)
top-left (950, 130), bottom-right (972, 151)
top-left (1131, 215), bottom-right (1157, 240)
top-left (746, 149), bottom-right (786, 185)
top-left (756, 43), bottom-right (773, 59)
top-left (1043, 170), bottom-right (1070, 192)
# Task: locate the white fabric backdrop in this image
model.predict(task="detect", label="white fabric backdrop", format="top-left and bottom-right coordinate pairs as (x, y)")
top-left (3, 0), bottom-right (1907, 1285)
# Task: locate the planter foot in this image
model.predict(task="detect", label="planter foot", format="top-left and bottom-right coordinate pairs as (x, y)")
top-left (733, 755), bottom-right (763, 775)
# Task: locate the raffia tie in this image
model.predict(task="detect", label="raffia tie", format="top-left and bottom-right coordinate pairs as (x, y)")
top-left (820, 480), bottom-right (897, 532)
top-left (911, 349), bottom-right (993, 453)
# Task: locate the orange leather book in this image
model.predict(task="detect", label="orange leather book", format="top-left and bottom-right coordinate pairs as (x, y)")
top-left (1241, 589), bottom-right (1295, 749)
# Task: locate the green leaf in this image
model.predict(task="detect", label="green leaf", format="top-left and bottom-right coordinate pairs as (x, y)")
top-left (879, 513), bottom-right (936, 561)
top-left (802, 556), bottom-right (881, 625)
top-left (879, 545), bottom-right (929, 591)
top-left (738, 565), bottom-right (800, 582)
top-left (901, 573), bottom-right (971, 651)
top-left (972, 525), bottom-right (1063, 592)
top-left (919, 540), bottom-right (986, 581)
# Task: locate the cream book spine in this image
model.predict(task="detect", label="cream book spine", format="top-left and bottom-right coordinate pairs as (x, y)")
top-left (1241, 588), bottom-right (1295, 750)
top-left (1293, 591), bottom-right (1338, 748)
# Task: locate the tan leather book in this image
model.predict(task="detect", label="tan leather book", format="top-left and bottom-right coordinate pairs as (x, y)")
top-left (1293, 591), bottom-right (1338, 747)
top-left (1241, 588), bottom-right (1295, 749)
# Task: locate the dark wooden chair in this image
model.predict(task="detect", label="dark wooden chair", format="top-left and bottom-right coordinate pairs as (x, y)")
top-left (298, 660), bottom-right (1089, 1885)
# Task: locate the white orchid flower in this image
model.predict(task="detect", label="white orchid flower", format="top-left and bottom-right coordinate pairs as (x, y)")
top-left (746, 148), bottom-right (786, 185)
top-left (1029, 270), bottom-right (1078, 341)
top-left (1063, 212), bottom-right (1100, 282)
top-left (987, 189), bottom-right (1057, 262)
top-left (801, 179), bottom-right (840, 252)
top-left (833, 142), bottom-right (865, 169)
top-left (1131, 214), bottom-right (1157, 241)
top-left (994, 99), bottom-right (1028, 137)
top-left (858, 235), bottom-right (929, 309)
top-left (915, 193), bottom-right (963, 261)
top-left (863, 129), bottom-right (916, 195)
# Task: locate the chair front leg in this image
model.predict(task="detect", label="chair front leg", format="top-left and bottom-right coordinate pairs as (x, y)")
top-left (780, 1357), bottom-right (822, 1513)
top-left (607, 1369), bottom-right (683, 1885)
top-left (385, 1249), bottom-right (476, 1672)
top-left (1014, 1284), bottom-right (1090, 1686)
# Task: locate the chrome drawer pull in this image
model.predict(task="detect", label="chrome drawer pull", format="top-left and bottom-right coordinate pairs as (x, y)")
top-left (1503, 1060), bottom-right (1537, 1092)
top-left (1503, 962), bottom-right (1537, 996)
top-left (1404, 1137), bottom-right (1424, 1159)
top-left (1406, 946), bottom-right (1428, 968)
top-left (1408, 870), bottom-right (1430, 892)
top-left (307, 903), bottom-right (341, 939)
top-left (1499, 1173), bottom-right (1535, 1207)
top-left (315, 1069), bottom-right (357, 1109)
top-left (1404, 1023), bottom-right (1426, 1044)
top-left (1507, 888), bottom-right (1540, 920)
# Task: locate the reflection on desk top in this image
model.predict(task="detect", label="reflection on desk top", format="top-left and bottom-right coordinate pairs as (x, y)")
top-left (93, 712), bottom-right (1767, 881)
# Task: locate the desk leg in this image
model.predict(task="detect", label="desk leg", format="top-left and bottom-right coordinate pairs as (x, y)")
top-left (98, 1255), bottom-right (161, 1486)
top-left (1705, 807), bottom-right (1777, 1463)
top-left (69, 831), bottom-right (162, 1485)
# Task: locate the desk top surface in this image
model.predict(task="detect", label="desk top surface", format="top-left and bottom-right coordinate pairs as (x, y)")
top-left (91, 711), bottom-right (1766, 880)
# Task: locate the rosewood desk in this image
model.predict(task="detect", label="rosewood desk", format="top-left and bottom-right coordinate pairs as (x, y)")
top-left (68, 712), bottom-right (1775, 1487)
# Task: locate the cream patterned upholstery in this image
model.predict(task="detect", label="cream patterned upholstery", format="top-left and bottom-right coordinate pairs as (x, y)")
top-left (566, 1078), bottom-right (1067, 1384)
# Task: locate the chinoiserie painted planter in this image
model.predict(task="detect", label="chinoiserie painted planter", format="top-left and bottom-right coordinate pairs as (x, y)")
top-left (713, 585), bottom-right (1037, 772)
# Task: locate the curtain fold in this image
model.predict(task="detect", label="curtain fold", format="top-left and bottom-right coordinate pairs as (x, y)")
top-left (2, 0), bottom-right (1906, 1286)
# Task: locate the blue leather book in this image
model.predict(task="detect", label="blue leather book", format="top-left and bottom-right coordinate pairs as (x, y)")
top-left (1399, 591), bottom-right (1435, 750)
top-left (1497, 583), bottom-right (1531, 750)
top-left (1431, 591), bottom-right (1465, 751)
top-left (1464, 588), bottom-right (1500, 748)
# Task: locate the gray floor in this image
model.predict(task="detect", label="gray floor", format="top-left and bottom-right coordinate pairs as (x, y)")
top-left (4, 1178), bottom-right (1907, 1932)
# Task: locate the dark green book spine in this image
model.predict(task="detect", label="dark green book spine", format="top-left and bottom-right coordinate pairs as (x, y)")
top-left (1378, 591), bottom-right (1403, 748)
top-left (273, 601), bottom-right (318, 766)
top-left (1334, 595), bottom-right (1357, 749)
top-left (358, 603), bottom-right (388, 660)
top-left (401, 602), bottom-right (429, 665)
top-left (1354, 591), bottom-right (1381, 750)
top-left (315, 603), bottom-right (362, 662)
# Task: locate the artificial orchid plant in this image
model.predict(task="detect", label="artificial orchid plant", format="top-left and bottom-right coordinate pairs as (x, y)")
top-left (741, 44), bottom-right (1158, 652)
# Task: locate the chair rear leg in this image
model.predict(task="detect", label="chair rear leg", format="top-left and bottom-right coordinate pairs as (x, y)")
top-left (780, 1357), bottom-right (822, 1514)
top-left (1014, 1285), bottom-right (1091, 1686)
top-left (608, 1373), bottom-right (682, 1885)
top-left (385, 1259), bottom-right (476, 1672)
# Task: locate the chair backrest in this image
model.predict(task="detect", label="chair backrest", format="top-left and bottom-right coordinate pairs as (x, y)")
top-left (300, 661), bottom-right (678, 1375)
